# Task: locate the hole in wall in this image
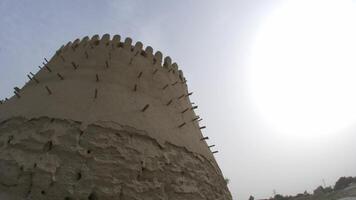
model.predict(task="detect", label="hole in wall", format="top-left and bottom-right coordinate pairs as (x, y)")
top-left (43, 141), bottom-right (53, 152)
top-left (76, 172), bottom-right (82, 180)
top-left (7, 135), bottom-right (13, 144)
top-left (88, 192), bottom-right (98, 200)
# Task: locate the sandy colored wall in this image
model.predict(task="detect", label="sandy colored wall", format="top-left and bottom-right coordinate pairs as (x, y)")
top-left (0, 117), bottom-right (232, 200)
top-left (0, 34), bottom-right (215, 162)
top-left (0, 34), bottom-right (232, 199)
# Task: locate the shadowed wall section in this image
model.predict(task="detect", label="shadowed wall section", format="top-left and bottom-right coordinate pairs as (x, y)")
top-left (0, 34), bottom-right (232, 200)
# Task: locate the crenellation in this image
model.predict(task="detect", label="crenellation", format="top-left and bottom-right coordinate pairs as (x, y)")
top-left (144, 46), bottom-right (154, 63)
top-left (47, 34), bottom-right (186, 82)
top-left (154, 51), bottom-right (163, 66)
top-left (79, 36), bottom-right (89, 47)
top-left (71, 38), bottom-right (80, 50)
top-left (123, 37), bottom-right (132, 50)
top-left (62, 41), bottom-right (72, 52)
top-left (57, 45), bottom-right (64, 53)
top-left (163, 56), bottom-right (172, 68)
top-left (90, 34), bottom-right (100, 47)
top-left (133, 41), bottom-right (143, 55)
top-left (112, 34), bottom-right (121, 47)
top-left (101, 34), bottom-right (111, 46)
top-left (178, 70), bottom-right (185, 81)
top-left (172, 62), bottom-right (179, 72)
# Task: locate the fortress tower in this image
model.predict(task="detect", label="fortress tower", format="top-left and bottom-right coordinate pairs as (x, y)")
top-left (0, 34), bottom-right (232, 200)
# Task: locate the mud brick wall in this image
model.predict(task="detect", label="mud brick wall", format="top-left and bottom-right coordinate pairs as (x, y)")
top-left (0, 34), bottom-right (232, 200)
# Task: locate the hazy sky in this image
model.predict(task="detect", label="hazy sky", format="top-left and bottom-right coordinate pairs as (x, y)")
top-left (1, 0), bottom-right (356, 199)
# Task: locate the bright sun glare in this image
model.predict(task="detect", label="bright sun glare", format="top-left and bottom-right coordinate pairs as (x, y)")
top-left (247, 0), bottom-right (356, 138)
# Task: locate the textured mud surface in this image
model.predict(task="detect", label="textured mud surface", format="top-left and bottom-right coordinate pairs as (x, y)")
top-left (0, 117), bottom-right (232, 200)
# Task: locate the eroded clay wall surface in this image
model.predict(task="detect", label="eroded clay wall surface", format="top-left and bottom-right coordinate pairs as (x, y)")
top-left (0, 117), bottom-right (232, 200)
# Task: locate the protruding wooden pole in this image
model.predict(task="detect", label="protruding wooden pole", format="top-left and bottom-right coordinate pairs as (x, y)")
top-left (208, 145), bottom-right (215, 148)
top-left (32, 77), bottom-right (40, 84)
top-left (199, 126), bottom-right (206, 129)
top-left (44, 58), bottom-right (49, 63)
top-left (166, 99), bottom-right (173, 106)
top-left (191, 106), bottom-right (198, 110)
top-left (162, 84), bottom-right (169, 90)
top-left (141, 104), bottom-right (150, 112)
top-left (94, 89), bottom-right (98, 99)
top-left (186, 92), bottom-right (193, 97)
top-left (45, 86), bottom-right (52, 95)
top-left (192, 116), bottom-right (200, 122)
top-left (178, 94), bottom-right (185, 99)
top-left (137, 72), bottom-right (143, 79)
top-left (71, 62), bottom-right (78, 70)
top-left (14, 91), bottom-right (21, 98)
top-left (178, 122), bottom-right (186, 128)
top-left (57, 73), bottom-right (64, 80)
top-left (27, 75), bottom-right (33, 81)
top-left (14, 87), bottom-right (20, 93)
top-left (44, 64), bottom-right (52, 72)
top-left (181, 108), bottom-right (189, 113)
top-left (212, 151), bottom-right (218, 154)
top-left (200, 137), bottom-right (209, 141)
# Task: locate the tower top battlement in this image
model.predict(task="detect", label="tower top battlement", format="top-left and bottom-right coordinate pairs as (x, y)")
top-left (57, 34), bottom-right (182, 77)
